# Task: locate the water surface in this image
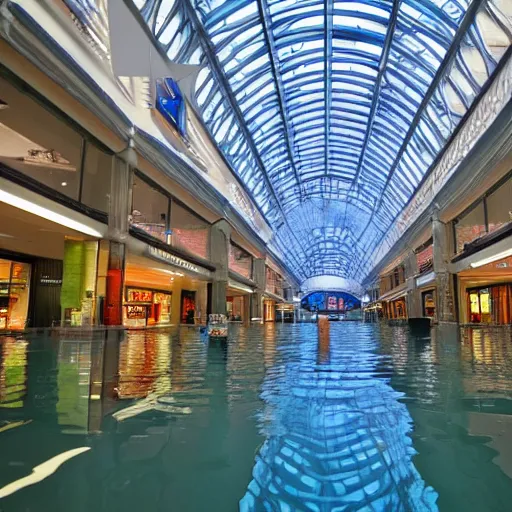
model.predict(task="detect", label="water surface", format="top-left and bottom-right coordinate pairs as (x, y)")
top-left (0, 323), bottom-right (511, 511)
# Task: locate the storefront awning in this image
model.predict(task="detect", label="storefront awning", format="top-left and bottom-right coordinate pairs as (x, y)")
top-left (379, 283), bottom-right (408, 303)
top-left (264, 291), bottom-right (285, 303)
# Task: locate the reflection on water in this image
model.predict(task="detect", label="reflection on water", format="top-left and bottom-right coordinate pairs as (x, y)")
top-left (241, 323), bottom-right (437, 511)
top-left (0, 324), bottom-right (511, 511)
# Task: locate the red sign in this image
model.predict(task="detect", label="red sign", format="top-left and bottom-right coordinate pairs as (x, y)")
top-left (127, 288), bottom-right (153, 303)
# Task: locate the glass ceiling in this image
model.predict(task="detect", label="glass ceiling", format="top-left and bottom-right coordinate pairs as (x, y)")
top-left (134, 0), bottom-right (511, 283)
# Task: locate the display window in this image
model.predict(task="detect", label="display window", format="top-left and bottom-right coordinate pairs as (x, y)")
top-left (264, 299), bottom-right (275, 322)
top-left (389, 298), bottom-right (407, 319)
top-left (422, 290), bottom-right (436, 318)
top-left (181, 290), bottom-right (196, 324)
top-left (124, 287), bottom-right (172, 328)
top-left (0, 259), bottom-right (31, 330)
top-left (467, 285), bottom-right (512, 324)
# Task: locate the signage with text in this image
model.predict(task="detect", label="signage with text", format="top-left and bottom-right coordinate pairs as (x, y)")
top-left (146, 246), bottom-right (211, 277)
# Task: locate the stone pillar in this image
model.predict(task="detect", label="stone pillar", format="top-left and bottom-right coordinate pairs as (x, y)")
top-left (405, 250), bottom-right (421, 318)
top-left (210, 220), bottom-right (231, 316)
top-left (103, 147), bottom-right (135, 325)
top-left (109, 147), bottom-right (135, 242)
top-left (251, 258), bottom-right (266, 321)
top-left (432, 208), bottom-right (455, 323)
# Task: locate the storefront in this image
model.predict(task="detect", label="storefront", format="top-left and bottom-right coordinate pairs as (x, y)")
top-left (276, 303), bottom-right (295, 323)
top-left (415, 270), bottom-right (437, 321)
top-left (422, 290), bottom-right (437, 319)
top-left (379, 283), bottom-right (408, 321)
top-left (0, 258), bottom-right (31, 330)
top-left (181, 290), bottom-right (196, 324)
top-left (264, 299), bottom-right (276, 322)
top-left (124, 242), bottom-right (213, 328)
top-left (123, 287), bottom-right (172, 328)
top-left (388, 297), bottom-right (407, 320)
top-left (226, 278), bottom-right (254, 323)
top-left (466, 284), bottom-right (512, 324)
top-left (455, 253), bottom-right (512, 325)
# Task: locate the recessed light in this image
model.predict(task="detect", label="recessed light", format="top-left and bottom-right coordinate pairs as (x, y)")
top-left (0, 233), bottom-right (14, 238)
top-left (0, 99), bottom-right (8, 110)
top-left (61, 182), bottom-right (67, 187)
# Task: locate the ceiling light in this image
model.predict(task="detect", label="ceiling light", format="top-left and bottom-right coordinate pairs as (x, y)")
top-left (0, 189), bottom-right (103, 238)
top-left (61, 182), bottom-right (67, 187)
top-left (0, 233), bottom-right (14, 238)
top-left (470, 248), bottom-right (512, 268)
top-left (0, 99), bottom-right (8, 110)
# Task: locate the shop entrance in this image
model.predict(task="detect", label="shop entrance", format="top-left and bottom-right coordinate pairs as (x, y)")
top-left (422, 290), bottom-right (436, 319)
top-left (264, 299), bottom-right (275, 322)
top-left (467, 285), bottom-right (512, 324)
top-left (0, 258), bottom-right (31, 330)
top-left (227, 295), bottom-right (244, 322)
top-left (124, 287), bottom-right (172, 328)
top-left (181, 290), bottom-right (196, 324)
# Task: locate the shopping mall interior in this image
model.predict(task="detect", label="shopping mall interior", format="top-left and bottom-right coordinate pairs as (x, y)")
top-left (0, 1), bottom-right (512, 510)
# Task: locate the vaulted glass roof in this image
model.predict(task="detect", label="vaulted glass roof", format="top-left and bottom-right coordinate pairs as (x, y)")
top-left (135, 0), bottom-right (511, 283)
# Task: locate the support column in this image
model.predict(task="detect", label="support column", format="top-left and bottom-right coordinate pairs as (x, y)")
top-left (251, 258), bottom-right (266, 321)
top-left (405, 250), bottom-right (421, 318)
top-left (432, 208), bottom-right (455, 323)
top-left (210, 220), bottom-right (231, 316)
top-left (103, 147), bottom-right (135, 326)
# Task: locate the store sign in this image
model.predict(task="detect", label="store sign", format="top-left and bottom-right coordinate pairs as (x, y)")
top-left (40, 277), bottom-right (62, 286)
top-left (126, 305), bottom-right (146, 319)
top-left (146, 246), bottom-right (211, 277)
top-left (127, 288), bottom-right (153, 303)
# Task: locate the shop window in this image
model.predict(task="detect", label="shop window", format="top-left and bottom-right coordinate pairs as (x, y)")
top-left (0, 77), bottom-right (82, 200)
top-left (0, 259), bottom-right (31, 330)
top-left (486, 178), bottom-right (512, 234)
top-left (170, 202), bottom-right (210, 259)
top-left (468, 288), bottom-right (493, 324)
top-left (181, 290), bottom-right (196, 324)
top-left (131, 174), bottom-right (169, 243)
top-left (455, 202), bottom-right (486, 253)
top-left (422, 291), bottom-right (436, 319)
top-left (229, 243), bottom-right (252, 279)
top-left (81, 142), bottom-right (112, 213)
top-left (123, 287), bottom-right (172, 328)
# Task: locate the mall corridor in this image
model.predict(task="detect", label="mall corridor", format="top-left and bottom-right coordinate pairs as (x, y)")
top-left (0, 0), bottom-right (512, 510)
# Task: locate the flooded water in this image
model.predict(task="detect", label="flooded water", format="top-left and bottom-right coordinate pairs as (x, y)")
top-left (0, 323), bottom-right (512, 511)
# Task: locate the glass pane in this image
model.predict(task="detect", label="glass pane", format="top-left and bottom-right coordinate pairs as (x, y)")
top-left (170, 202), bottom-right (210, 259)
top-left (455, 202), bottom-right (486, 253)
top-left (81, 142), bottom-right (112, 213)
top-left (7, 261), bottom-right (31, 330)
top-left (131, 175), bottom-right (169, 243)
top-left (486, 178), bottom-right (512, 233)
top-left (0, 76), bottom-right (82, 201)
